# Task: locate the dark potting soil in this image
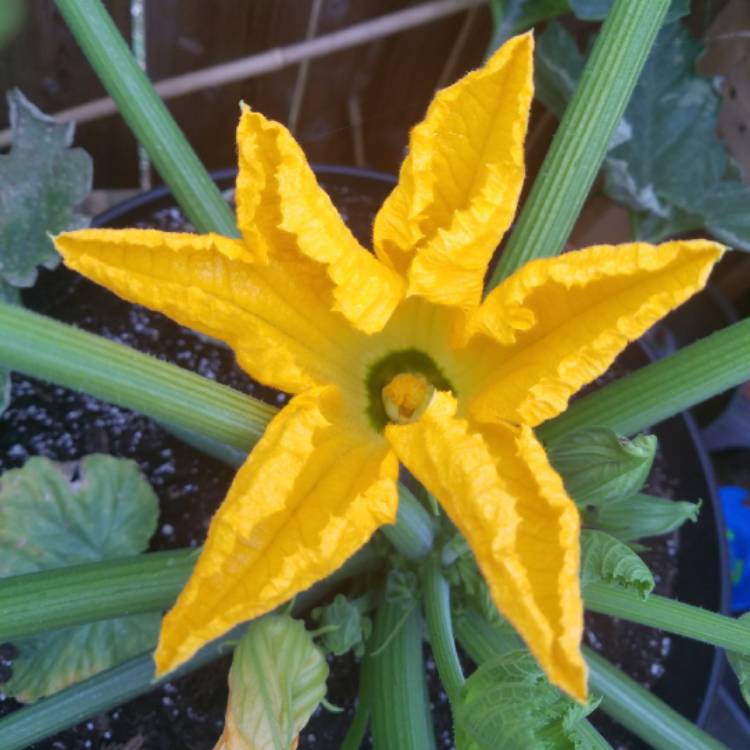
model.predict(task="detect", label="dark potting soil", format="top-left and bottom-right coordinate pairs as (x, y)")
top-left (0, 179), bottom-right (687, 750)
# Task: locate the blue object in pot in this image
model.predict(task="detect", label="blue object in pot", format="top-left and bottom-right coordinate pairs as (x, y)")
top-left (720, 485), bottom-right (750, 612)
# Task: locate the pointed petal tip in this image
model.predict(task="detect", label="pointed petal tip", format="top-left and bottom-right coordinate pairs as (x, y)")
top-left (236, 102), bottom-right (276, 147)
top-left (687, 238), bottom-right (726, 259)
top-left (552, 657), bottom-right (589, 704)
top-left (512, 28), bottom-right (535, 50)
top-left (53, 229), bottom-right (92, 266)
top-left (487, 28), bottom-right (535, 67)
top-left (153, 621), bottom-right (201, 678)
top-left (153, 650), bottom-right (174, 682)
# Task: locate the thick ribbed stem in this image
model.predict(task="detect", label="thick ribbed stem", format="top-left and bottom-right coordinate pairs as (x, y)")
top-left (366, 601), bottom-right (437, 750)
top-left (423, 563), bottom-right (464, 705)
top-left (584, 582), bottom-right (750, 655)
top-left (585, 648), bottom-right (727, 750)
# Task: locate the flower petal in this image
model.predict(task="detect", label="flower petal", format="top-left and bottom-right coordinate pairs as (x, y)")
top-left (373, 33), bottom-right (533, 308)
top-left (155, 385), bottom-right (398, 675)
top-left (236, 106), bottom-right (404, 333)
top-left (466, 240), bottom-right (724, 426)
top-left (54, 228), bottom-right (368, 394)
top-left (385, 391), bottom-right (586, 700)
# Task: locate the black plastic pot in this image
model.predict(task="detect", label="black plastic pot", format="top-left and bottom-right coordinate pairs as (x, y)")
top-left (1, 167), bottom-right (732, 749)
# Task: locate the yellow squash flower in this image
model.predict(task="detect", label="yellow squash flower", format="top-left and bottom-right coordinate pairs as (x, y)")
top-left (54, 33), bottom-right (722, 701)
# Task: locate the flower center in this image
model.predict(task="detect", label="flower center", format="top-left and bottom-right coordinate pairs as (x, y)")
top-left (381, 373), bottom-right (434, 425)
top-left (365, 348), bottom-right (453, 430)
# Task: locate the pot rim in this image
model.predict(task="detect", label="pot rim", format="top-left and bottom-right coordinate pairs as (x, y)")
top-left (92, 164), bottom-right (397, 229)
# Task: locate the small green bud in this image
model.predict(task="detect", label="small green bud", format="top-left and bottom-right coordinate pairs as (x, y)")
top-left (591, 493), bottom-right (701, 542)
top-left (385, 568), bottom-right (419, 607)
top-left (313, 594), bottom-right (369, 657)
top-left (216, 615), bottom-right (328, 750)
top-left (547, 426), bottom-right (657, 507)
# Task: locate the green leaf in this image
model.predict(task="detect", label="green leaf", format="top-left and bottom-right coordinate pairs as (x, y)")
top-left (0, 455), bottom-right (159, 573)
top-left (0, 279), bottom-right (20, 307)
top-left (487, 0), bottom-right (569, 57)
top-left (605, 25), bottom-right (723, 208)
top-left (547, 427), bottom-right (656, 507)
top-left (535, 21), bottom-right (750, 250)
top-left (0, 455), bottom-right (160, 701)
top-left (629, 203), bottom-right (704, 244)
top-left (606, 23), bottom-right (750, 249)
top-left (3, 614), bottom-right (160, 704)
top-left (0, 279), bottom-right (18, 416)
top-left (313, 594), bottom-right (370, 658)
top-left (590, 492), bottom-right (700, 542)
top-left (580, 529), bottom-right (654, 598)
top-left (569, 0), bottom-right (689, 23)
top-left (515, 0), bottom-right (570, 29)
top-left (0, 89), bottom-right (92, 287)
top-left (727, 613), bottom-right (750, 710)
top-left (693, 179), bottom-right (750, 251)
top-left (219, 615), bottom-right (328, 750)
top-left (455, 650), bottom-right (599, 750)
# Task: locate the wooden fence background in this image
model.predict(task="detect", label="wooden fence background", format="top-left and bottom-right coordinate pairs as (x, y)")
top-left (1, 1), bottom-right (747, 311)
top-left (0, 0), bottom-right (493, 187)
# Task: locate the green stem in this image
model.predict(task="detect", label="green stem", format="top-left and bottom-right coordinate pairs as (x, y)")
top-left (0, 301), bottom-right (274, 450)
top-left (489, 0), bottom-right (671, 284)
top-left (540, 319), bottom-right (750, 442)
top-left (383, 486), bottom-right (436, 561)
top-left (454, 607), bottom-right (725, 750)
top-left (453, 606), bottom-right (517, 662)
top-left (54, 0), bottom-right (237, 237)
top-left (0, 545), bottom-right (380, 645)
top-left (0, 549), bottom-right (194, 641)
top-left (585, 648), bottom-right (728, 750)
top-left (161, 421), bottom-right (248, 469)
top-left (366, 601), bottom-right (437, 750)
top-left (340, 681), bottom-right (370, 750)
top-left (584, 582), bottom-right (750, 655)
top-left (423, 563), bottom-right (464, 705)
